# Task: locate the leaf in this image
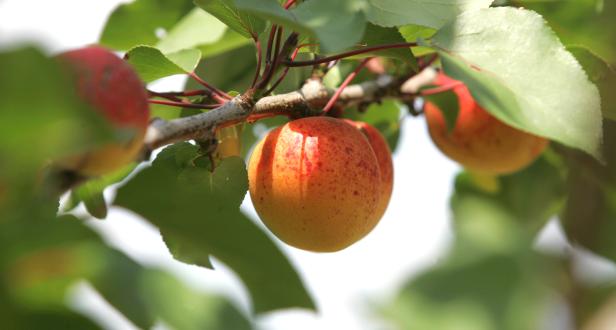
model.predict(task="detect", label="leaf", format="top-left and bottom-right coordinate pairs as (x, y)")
top-left (365, 0), bottom-right (493, 29)
top-left (432, 8), bottom-right (603, 159)
top-left (398, 24), bottom-right (437, 57)
top-left (126, 46), bottom-right (201, 83)
top-left (115, 143), bottom-right (315, 313)
top-left (517, 0), bottom-right (616, 63)
top-left (451, 155), bottom-right (566, 252)
top-left (140, 269), bottom-right (252, 330)
top-left (568, 46), bottom-right (616, 121)
top-left (100, 0), bottom-right (195, 50)
top-left (235, 0), bottom-right (367, 53)
top-left (156, 8), bottom-right (229, 54)
top-left (194, 0), bottom-right (266, 39)
top-left (560, 120), bottom-right (616, 263)
top-left (186, 45), bottom-right (257, 93)
top-left (383, 249), bottom-right (556, 330)
top-left (65, 164), bottom-right (137, 219)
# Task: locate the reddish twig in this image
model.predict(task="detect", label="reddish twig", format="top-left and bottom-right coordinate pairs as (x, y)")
top-left (283, 42), bottom-right (417, 67)
top-left (264, 43), bottom-right (313, 96)
top-left (251, 37), bottom-right (263, 88)
top-left (188, 72), bottom-right (231, 102)
top-left (322, 57), bottom-right (372, 114)
top-left (284, 0), bottom-right (298, 9)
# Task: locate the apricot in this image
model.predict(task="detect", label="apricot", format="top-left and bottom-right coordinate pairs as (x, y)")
top-left (424, 73), bottom-right (548, 175)
top-left (248, 117), bottom-right (385, 252)
top-left (344, 120), bottom-right (394, 220)
top-left (55, 46), bottom-right (150, 177)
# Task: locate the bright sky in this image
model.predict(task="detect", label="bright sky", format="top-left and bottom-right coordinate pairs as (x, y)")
top-left (0, 1), bottom-right (580, 329)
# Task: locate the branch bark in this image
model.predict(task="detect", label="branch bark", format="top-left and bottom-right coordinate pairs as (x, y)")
top-left (143, 69), bottom-right (436, 152)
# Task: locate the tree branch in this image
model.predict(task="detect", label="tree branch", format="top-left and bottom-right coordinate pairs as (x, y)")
top-left (144, 69), bottom-right (435, 152)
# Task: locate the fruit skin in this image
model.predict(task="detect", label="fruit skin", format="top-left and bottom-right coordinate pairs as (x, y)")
top-left (248, 117), bottom-right (383, 252)
top-left (56, 46), bottom-right (150, 177)
top-left (424, 73), bottom-right (548, 175)
top-left (343, 120), bottom-right (394, 220)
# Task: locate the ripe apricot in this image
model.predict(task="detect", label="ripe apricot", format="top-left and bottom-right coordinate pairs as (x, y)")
top-left (425, 73), bottom-right (548, 175)
top-left (55, 46), bottom-right (150, 177)
top-left (344, 120), bottom-right (393, 220)
top-left (248, 117), bottom-right (385, 252)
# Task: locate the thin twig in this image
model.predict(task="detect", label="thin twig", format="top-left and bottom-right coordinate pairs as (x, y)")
top-left (149, 99), bottom-right (221, 110)
top-left (323, 57), bottom-right (372, 113)
top-left (283, 42), bottom-right (418, 67)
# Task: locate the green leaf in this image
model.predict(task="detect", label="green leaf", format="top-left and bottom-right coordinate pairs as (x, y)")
top-left (100, 0), bottom-right (195, 50)
top-left (398, 24), bottom-right (437, 57)
top-left (140, 269), bottom-right (252, 330)
top-left (384, 249), bottom-right (556, 330)
top-left (199, 28), bottom-right (253, 59)
top-left (194, 0), bottom-right (266, 39)
top-left (365, 0), bottom-right (493, 29)
top-left (156, 8), bottom-right (229, 54)
top-left (517, 0), bottom-right (616, 63)
top-left (235, 0), bottom-right (367, 53)
top-left (568, 46), bottom-right (616, 121)
top-left (115, 144), bottom-right (315, 313)
top-left (65, 164), bottom-right (137, 219)
top-left (560, 120), bottom-right (616, 263)
top-left (432, 8), bottom-right (603, 159)
top-left (451, 155), bottom-right (566, 252)
top-left (186, 45), bottom-right (257, 93)
top-left (0, 47), bottom-right (112, 180)
top-left (126, 46), bottom-right (201, 83)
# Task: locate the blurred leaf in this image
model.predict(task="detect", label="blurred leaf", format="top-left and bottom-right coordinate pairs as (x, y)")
top-left (365, 0), bottom-right (493, 29)
top-left (65, 164), bottom-right (137, 219)
top-left (432, 8), bottom-right (603, 158)
top-left (568, 46), bottom-right (616, 121)
top-left (140, 269), bottom-right (252, 330)
top-left (194, 0), bottom-right (266, 39)
top-left (115, 143), bottom-right (315, 313)
top-left (344, 100), bottom-right (403, 151)
top-left (560, 120), bottom-right (616, 263)
top-left (100, 0), bottom-right (195, 50)
top-left (0, 47), bottom-right (112, 180)
top-left (89, 250), bottom-right (155, 329)
top-left (235, 0), bottom-right (366, 53)
top-left (399, 24), bottom-right (437, 57)
top-left (156, 8), bottom-right (228, 53)
top-left (186, 45), bottom-right (257, 93)
top-left (384, 249), bottom-right (556, 330)
top-left (451, 155), bottom-right (566, 252)
top-left (126, 46), bottom-right (201, 83)
top-left (199, 28), bottom-right (252, 59)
